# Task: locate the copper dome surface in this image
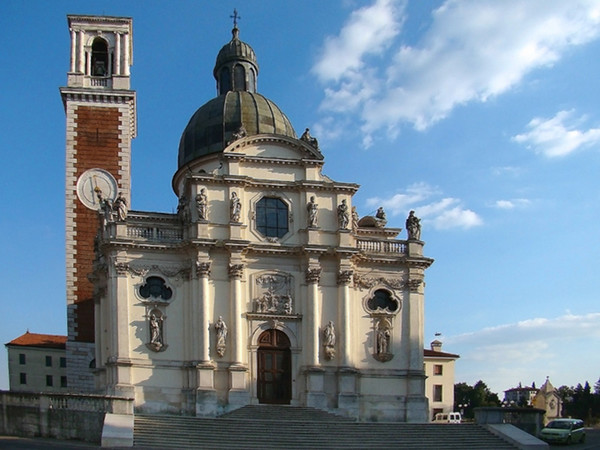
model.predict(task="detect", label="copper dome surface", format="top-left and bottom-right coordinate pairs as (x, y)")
top-left (178, 91), bottom-right (297, 168)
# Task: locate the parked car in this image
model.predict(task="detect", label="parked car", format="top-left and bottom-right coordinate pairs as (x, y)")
top-left (540, 418), bottom-right (585, 445)
top-left (432, 412), bottom-right (462, 423)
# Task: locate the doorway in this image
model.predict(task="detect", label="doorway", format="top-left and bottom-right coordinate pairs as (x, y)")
top-left (257, 329), bottom-right (291, 404)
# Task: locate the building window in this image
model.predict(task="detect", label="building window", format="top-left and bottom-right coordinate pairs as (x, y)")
top-left (46, 375), bottom-right (53, 387)
top-left (139, 276), bottom-right (172, 300)
top-left (91, 38), bottom-right (109, 76)
top-left (45, 356), bottom-right (52, 367)
top-left (434, 364), bottom-right (443, 375)
top-left (60, 376), bottom-right (67, 388)
top-left (366, 289), bottom-right (398, 313)
top-left (19, 373), bottom-right (27, 384)
top-left (19, 353), bottom-right (26, 365)
top-left (256, 197), bottom-right (288, 238)
top-left (60, 357), bottom-right (67, 368)
top-left (433, 385), bottom-right (443, 402)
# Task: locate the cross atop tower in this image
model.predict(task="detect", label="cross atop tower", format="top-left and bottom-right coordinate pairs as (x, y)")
top-left (230, 9), bottom-right (241, 28)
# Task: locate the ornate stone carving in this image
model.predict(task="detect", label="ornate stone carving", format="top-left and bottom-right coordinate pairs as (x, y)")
top-left (305, 267), bottom-right (321, 284)
top-left (114, 262), bottom-right (130, 276)
top-left (337, 270), bottom-right (354, 285)
top-left (113, 192), bottom-right (128, 221)
top-left (300, 127), bottom-right (319, 150)
top-left (353, 274), bottom-right (404, 290)
top-left (195, 188), bottom-right (208, 221)
top-left (196, 261), bottom-right (211, 277)
top-left (307, 196), bottom-right (318, 228)
top-left (230, 192), bottom-right (242, 223)
top-left (408, 278), bottom-right (423, 292)
top-left (177, 194), bottom-right (191, 223)
top-left (253, 273), bottom-right (294, 314)
top-left (214, 316), bottom-right (227, 357)
top-left (337, 199), bottom-right (349, 229)
top-left (228, 125), bottom-right (247, 144)
top-left (406, 210), bottom-right (421, 240)
top-left (373, 318), bottom-right (393, 362)
top-left (323, 321), bottom-right (336, 360)
top-left (146, 308), bottom-right (167, 352)
top-left (228, 263), bottom-right (244, 279)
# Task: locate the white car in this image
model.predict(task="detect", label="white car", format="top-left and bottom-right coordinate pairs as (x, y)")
top-left (432, 412), bottom-right (462, 423)
top-left (540, 418), bottom-right (585, 445)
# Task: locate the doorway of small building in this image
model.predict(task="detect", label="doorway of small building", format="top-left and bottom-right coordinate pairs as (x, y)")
top-left (257, 329), bottom-right (291, 404)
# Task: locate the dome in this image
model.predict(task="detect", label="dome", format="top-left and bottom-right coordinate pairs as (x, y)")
top-left (213, 27), bottom-right (258, 79)
top-left (178, 91), bottom-right (297, 168)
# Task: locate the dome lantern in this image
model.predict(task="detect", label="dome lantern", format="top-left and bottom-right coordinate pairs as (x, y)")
top-left (213, 23), bottom-right (259, 95)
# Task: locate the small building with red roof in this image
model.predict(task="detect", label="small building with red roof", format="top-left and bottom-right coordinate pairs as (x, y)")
top-left (5, 331), bottom-right (68, 393)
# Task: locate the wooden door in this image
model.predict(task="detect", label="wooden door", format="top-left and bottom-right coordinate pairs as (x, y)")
top-left (257, 329), bottom-right (291, 404)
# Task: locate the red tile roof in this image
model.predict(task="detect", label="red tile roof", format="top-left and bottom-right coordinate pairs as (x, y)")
top-left (5, 331), bottom-right (67, 349)
top-left (424, 349), bottom-right (460, 358)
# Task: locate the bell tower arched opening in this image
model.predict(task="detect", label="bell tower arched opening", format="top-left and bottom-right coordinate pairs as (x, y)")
top-left (91, 38), bottom-right (109, 76)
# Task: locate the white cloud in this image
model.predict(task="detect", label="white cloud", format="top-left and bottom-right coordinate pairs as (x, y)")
top-left (513, 110), bottom-right (600, 157)
top-left (313, 0), bottom-right (600, 145)
top-left (365, 182), bottom-right (483, 230)
top-left (493, 199), bottom-right (531, 209)
top-left (445, 312), bottom-right (600, 393)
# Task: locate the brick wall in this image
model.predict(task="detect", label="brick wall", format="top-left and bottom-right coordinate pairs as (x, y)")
top-left (71, 106), bottom-right (122, 343)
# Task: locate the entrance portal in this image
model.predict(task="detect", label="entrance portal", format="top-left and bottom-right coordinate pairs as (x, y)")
top-left (257, 329), bottom-right (291, 404)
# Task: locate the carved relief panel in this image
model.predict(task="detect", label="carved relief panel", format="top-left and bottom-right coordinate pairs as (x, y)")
top-left (252, 272), bottom-right (294, 315)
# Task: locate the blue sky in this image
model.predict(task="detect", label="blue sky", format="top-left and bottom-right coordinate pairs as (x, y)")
top-left (2, 0), bottom-right (600, 396)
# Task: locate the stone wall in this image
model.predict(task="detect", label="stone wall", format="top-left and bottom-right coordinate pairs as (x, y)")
top-left (0, 391), bottom-right (133, 443)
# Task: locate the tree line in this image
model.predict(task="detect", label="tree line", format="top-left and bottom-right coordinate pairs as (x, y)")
top-left (454, 379), bottom-right (600, 423)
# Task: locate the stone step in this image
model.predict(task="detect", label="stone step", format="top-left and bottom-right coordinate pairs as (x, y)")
top-left (218, 405), bottom-right (355, 422)
top-left (134, 408), bottom-right (518, 449)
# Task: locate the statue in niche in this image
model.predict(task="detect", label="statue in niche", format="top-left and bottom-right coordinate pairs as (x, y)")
top-left (351, 206), bottom-right (359, 231)
top-left (230, 192), bottom-right (242, 222)
top-left (214, 316), bottom-right (228, 357)
top-left (148, 311), bottom-right (164, 351)
top-left (377, 328), bottom-right (390, 355)
top-left (113, 192), bottom-right (128, 221)
top-left (307, 196), bottom-right (318, 228)
top-left (195, 188), bottom-right (208, 221)
top-left (323, 321), bottom-right (336, 360)
top-left (337, 199), bottom-right (349, 229)
top-left (300, 127), bottom-right (319, 150)
top-left (177, 195), bottom-right (190, 223)
top-left (406, 210), bottom-right (421, 240)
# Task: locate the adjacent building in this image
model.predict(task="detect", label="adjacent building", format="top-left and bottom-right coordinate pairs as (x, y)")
top-left (424, 339), bottom-right (459, 420)
top-left (5, 332), bottom-right (68, 393)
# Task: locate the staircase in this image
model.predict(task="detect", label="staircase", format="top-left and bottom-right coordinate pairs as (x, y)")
top-left (134, 405), bottom-right (517, 449)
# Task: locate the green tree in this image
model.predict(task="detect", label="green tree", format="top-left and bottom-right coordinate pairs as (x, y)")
top-left (454, 380), bottom-right (501, 419)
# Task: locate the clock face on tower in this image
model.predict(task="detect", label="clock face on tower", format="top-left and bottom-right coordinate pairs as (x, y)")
top-left (76, 168), bottom-right (118, 210)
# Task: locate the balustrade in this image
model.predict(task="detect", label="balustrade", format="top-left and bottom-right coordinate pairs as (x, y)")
top-left (356, 238), bottom-right (406, 254)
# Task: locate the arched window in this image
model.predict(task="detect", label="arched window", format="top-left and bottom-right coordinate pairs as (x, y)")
top-left (233, 65), bottom-right (245, 91)
top-left (91, 38), bottom-right (109, 76)
top-left (256, 197), bottom-right (288, 238)
top-left (219, 67), bottom-right (231, 94)
top-left (248, 68), bottom-right (256, 92)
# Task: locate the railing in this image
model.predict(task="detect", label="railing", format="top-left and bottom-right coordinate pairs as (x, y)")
top-left (126, 225), bottom-right (183, 242)
top-left (356, 239), bottom-right (406, 254)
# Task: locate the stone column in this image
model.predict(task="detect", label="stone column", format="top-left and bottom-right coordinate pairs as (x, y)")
top-left (305, 264), bottom-right (326, 409)
top-left (228, 262), bottom-right (249, 407)
top-left (194, 260), bottom-right (217, 416)
top-left (305, 266), bottom-right (321, 367)
top-left (337, 269), bottom-right (353, 367)
top-left (123, 33), bottom-right (130, 76)
top-left (70, 29), bottom-right (76, 73)
top-left (114, 32), bottom-right (121, 76)
top-left (197, 261), bottom-right (211, 363)
top-left (78, 30), bottom-right (85, 73)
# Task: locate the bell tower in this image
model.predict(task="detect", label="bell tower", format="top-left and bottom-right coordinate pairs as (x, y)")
top-left (60, 15), bottom-right (136, 391)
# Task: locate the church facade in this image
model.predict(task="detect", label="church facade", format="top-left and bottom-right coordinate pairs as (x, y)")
top-left (62, 15), bottom-right (434, 422)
